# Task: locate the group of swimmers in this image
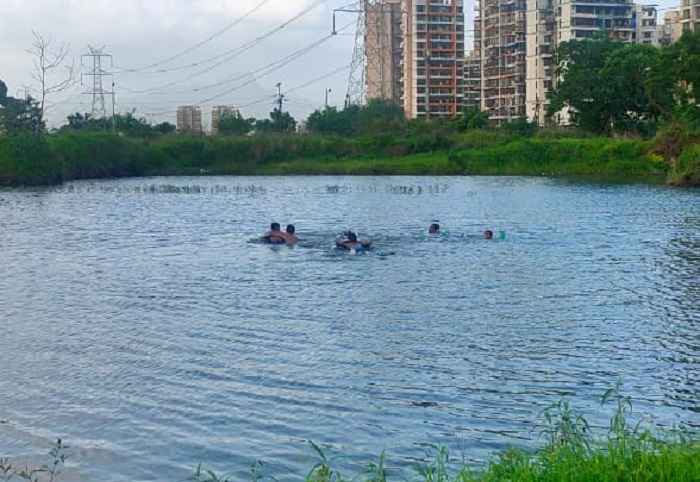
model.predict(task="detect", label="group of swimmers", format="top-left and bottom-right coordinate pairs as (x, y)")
top-left (428, 222), bottom-right (496, 240)
top-left (262, 221), bottom-right (497, 249)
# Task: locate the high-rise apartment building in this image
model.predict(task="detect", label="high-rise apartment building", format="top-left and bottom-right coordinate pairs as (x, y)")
top-left (211, 105), bottom-right (240, 135)
top-left (364, 0), bottom-right (465, 119)
top-left (464, 51), bottom-right (482, 110)
top-left (659, 9), bottom-right (684, 45)
top-left (403, 0), bottom-right (465, 118)
top-left (176, 105), bottom-right (203, 135)
top-left (524, 0), bottom-right (637, 124)
top-left (680, 0), bottom-right (700, 34)
top-left (659, 10), bottom-right (683, 44)
top-left (477, 0), bottom-right (528, 123)
top-left (634, 5), bottom-right (659, 45)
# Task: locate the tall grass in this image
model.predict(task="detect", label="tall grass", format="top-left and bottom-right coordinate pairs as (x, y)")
top-left (0, 129), bottom-right (696, 186)
top-left (448, 137), bottom-right (667, 180)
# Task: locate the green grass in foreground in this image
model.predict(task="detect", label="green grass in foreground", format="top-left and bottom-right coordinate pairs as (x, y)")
top-left (1, 385), bottom-right (698, 482)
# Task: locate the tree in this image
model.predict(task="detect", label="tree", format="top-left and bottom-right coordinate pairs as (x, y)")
top-left (548, 36), bottom-right (626, 134)
top-left (0, 80), bottom-right (7, 104)
top-left (0, 78), bottom-right (44, 134)
top-left (305, 100), bottom-right (405, 137)
top-left (305, 105), bottom-right (360, 136)
top-left (648, 30), bottom-right (700, 123)
top-left (256, 109), bottom-right (296, 133)
top-left (358, 99), bottom-right (405, 134)
top-left (154, 122), bottom-right (176, 135)
top-left (0, 96), bottom-right (44, 134)
top-left (217, 111), bottom-right (254, 136)
top-left (28, 31), bottom-right (75, 126)
top-left (456, 107), bottom-right (489, 130)
top-left (60, 111), bottom-right (170, 138)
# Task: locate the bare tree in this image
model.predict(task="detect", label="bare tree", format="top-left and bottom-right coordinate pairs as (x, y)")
top-left (27, 30), bottom-right (75, 124)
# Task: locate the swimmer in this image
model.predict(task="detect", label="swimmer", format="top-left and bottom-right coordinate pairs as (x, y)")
top-left (283, 224), bottom-right (299, 245)
top-left (336, 231), bottom-right (372, 251)
top-left (263, 222), bottom-right (286, 244)
top-left (428, 223), bottom-right (440, 234)
top-left (484, 230), bottom-right (494, 240)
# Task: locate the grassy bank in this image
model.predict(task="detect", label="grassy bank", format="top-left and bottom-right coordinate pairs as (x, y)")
top-left (2, 387), bottom-right (698, 481)
top-left (0, 130), bottom-right (697, 187)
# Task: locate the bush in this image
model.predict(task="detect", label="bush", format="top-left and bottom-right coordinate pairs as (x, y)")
top-left (669, 144), bottom-right (700, 186)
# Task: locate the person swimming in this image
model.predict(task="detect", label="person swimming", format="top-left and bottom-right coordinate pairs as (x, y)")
top-left (283, 224), bottom-right (299, 245)
top-left (428, 223), bottom-right (440, 234)
top-left (263, 223), bottom-right (286, 244)
top-left (484, 230), bottom-right (494, 240)
top-left (336, 231), bottom-right (372, 251)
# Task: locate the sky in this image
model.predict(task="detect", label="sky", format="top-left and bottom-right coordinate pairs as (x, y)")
top-left (0, 0), bottom-right (675, 128)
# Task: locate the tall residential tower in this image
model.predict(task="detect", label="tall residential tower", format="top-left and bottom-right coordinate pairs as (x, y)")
top-left (364, 0), bottom-right (466, 119)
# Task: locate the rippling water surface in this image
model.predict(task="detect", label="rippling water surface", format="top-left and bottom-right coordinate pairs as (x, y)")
top-left (0, 176), bottom-right (698, 481)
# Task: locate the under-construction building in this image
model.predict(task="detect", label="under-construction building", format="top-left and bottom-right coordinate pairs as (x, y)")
top-left (364, 0), bottom-right (465, 119)
top-left (176, 106), bottom-right (203, 135)
top-left (365, 0), bottom-right (404, 103)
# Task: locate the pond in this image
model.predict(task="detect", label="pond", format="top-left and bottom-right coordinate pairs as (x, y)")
top-left (0, 176), bottom-right (698, 481)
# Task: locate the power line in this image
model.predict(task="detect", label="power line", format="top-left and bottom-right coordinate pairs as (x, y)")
top-left (136, 20), bottom-right (353, 112)
top-left (120, 0), bottom-right (331, 94)
top-left (116, 0), bottom-right (272, 73)
top-left (142, 62), bottom-right (352, 117)
top-left (197, 22), bottom-right (353, 105)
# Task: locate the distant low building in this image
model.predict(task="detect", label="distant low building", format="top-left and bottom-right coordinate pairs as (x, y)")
top-left (211, 105), bottom-right (240, 135)
top-left (176, 105), bottom-right (203, 135)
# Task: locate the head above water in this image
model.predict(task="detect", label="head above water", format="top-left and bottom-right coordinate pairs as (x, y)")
top-left (346, 231), bottom-right (358, 242)
top-left (429, 223), bottom-right (440, 234)
top-left (484, 230), bottom-right (494, 240)
top-left (270, 223), bottom-right (281, 232)
top-left (286, 224), bottom-right (295, 234)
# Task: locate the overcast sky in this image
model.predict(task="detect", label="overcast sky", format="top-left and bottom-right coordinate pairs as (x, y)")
top-left (0, 0), bottom-right (672, 128)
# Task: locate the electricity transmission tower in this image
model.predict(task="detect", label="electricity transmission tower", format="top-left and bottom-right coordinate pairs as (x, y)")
top-left (337, 1), bottom-right (397, 107)
top-left (346, 4), bottom-right (366, 107)
top-left (81, 46), bottom-right (114, 119)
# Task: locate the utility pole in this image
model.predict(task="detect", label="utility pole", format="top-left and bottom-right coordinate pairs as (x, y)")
top-left (275, 82), bottom-right (285, 113)
top-left (81, 45), bottom-right (114, 122)
top-left (112, 81), bottom-right (116, 132)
